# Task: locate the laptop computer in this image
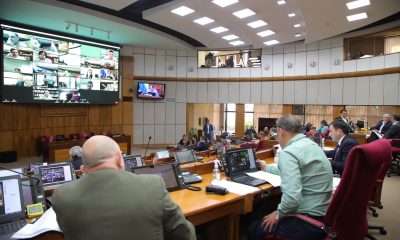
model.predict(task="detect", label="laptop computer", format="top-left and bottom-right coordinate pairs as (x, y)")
top-left (156, 150), bottom-right (170, 159)
top-left (174, 150), bottom-right (203, 184)
top-left (224, 148), bottom-right (267, 187)
top-left (123, 155), bottom-right (144, 172)
top-left (38, 162), bottom-right (75, 191)
top-left (0, 175), bottom-right (27, 240)
top-left (133, 163), bottom-right (186, 192)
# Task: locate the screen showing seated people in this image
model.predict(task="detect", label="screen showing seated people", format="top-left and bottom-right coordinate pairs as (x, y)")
top-left (39, 165), bottom-right (73, 185)
top-left (137, 82), bottom-right (165, 99)
top-left (175, 150), bottom-right (197, 164)
top-left (226, 148), bottom-right (256, 173)
top-left (1, 24), bottom-right (120, 104)
top-left (123, 155), bottom-right (144, 172)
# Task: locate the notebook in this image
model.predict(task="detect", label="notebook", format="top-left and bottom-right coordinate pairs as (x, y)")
top-left (38, 162), bottom-right (75, 191)
top-left (224, 148), bottom-right (267, 187)
top-left (0, 175), bottom-right (27, 240)
top-left (123, 155), bottom-right (144, 172)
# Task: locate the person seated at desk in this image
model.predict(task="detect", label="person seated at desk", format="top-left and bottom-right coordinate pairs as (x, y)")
top-left (368, 114), bottom-right (392, 142)
top-left (69, 146), bottom-right (83, 171)
top-left (52, 135), bottom-right (195, 240)
top-left (193, 136), bottom-right (210, 151)
top-left (244, 126), bottom-right (258, 140)
top-left (251, 115), bottom-right (332, 240)
top-left (268, 127), bottom-right (278, 140)
top-left (383, 114), bottom-right (400, 139)
top-left (325, 120), bottom-right (358, 176)
top-left (178, 134), bottom-right (189, 147)
top-left (316, 120), bottom-right (329, 136)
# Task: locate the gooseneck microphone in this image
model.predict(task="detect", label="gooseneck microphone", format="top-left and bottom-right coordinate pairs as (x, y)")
top-left (143, 136), bottom-right (152, 158)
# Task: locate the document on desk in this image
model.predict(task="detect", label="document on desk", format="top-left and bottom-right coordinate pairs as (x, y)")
top-left (246, 171), bottom-right (281, 187)
top-left (12, 207), bottom-right (61, 239)
top-left (212, 180), bottom-right (259, 195)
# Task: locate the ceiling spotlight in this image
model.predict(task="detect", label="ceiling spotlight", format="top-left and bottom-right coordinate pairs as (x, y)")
top-left (232, 8), bottom-right (256, 19)
top-left (295, 33), bottom-right (301, 37)
top-left (277, 0), bottom-right (286, 5)
top-left (171, 6), bottom-right (195, 16)
top-left (346, 12), bottom-right (368, 22)
top-left (247, 20), bottom-right (268, 28)
top-left (346, 0), bottom-right (370, 10)
top-left (212, 0), bottom-right (238, 8)
top-left (210, 26), bottom-right (229, 33)
top-left (264, 40), bottom-right (280, 46)
top-left (66, 22), bottom-right (71, 30)
top-left (288, 13), bottom-right (296, 17)
top-left (222, 34), bottom-right (239, 40)
top-left (257, 30), bottom-right (275, 37)
top-left (194, 17), bottom-right (214, 25)
top-left (294, 24), bottom-right (301, 28)
top-left (229, 40), bottom-right (244, 46)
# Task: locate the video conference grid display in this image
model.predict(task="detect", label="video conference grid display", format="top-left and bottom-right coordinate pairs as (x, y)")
top-left (124, 156), bottom-right (143, 172)
top-left (2, 26), bottom-right (120, 104)
top-left (227, 149), bottom-right (256, 173)
top-left (40, 166), bottom-right (73, 185)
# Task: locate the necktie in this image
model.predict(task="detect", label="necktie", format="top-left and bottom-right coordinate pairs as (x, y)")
top-left (379, 122), bottom-right (385, 133)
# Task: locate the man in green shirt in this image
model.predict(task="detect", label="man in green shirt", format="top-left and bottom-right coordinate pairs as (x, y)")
top-left (249, 115), bottom-right (332, 240)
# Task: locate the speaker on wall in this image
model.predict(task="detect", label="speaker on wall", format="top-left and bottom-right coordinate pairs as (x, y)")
top-left (293, 105), bottom-right (305, 115)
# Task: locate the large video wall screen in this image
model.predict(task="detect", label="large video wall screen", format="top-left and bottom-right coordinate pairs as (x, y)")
top-left (1, 24), bottom-right (120, 104)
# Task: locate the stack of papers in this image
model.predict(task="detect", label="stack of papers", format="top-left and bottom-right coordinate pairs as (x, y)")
top-left (246, 171), bottom-right (281, 187)
top-left (211, 180), bottom-right (259, 195)
top-left (12, 208), bottom-right (61, 239)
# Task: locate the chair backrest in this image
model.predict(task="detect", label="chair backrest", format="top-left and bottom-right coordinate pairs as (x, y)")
top-left (325, 139), bottom-right (392, 240)
top-left (255, 139), bottom-right (268, 152)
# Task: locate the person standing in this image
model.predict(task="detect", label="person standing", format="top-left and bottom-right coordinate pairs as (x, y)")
top-left (203, 118), bottom-right (214, 143)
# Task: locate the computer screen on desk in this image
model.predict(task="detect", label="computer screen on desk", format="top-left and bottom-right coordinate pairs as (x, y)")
top-left (225, 148), bottom-right (257, 175)
top-left (39, 162), bottom-right (74, 187)
top-left (133, 164), bottom-right (184, 191)
top-left (123, 155), bottom-right (144, 172)
top-left (0, 175), bottom-right (25, 220)
top-left (174, 150), bottom-right (197, 164)
top-left (156, 150), bottom-right (170, 159)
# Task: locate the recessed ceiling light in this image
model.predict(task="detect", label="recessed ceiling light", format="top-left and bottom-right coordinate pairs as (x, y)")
top-left (212, 0), bottom-right (239, 7)
top-left (277, 0), bottom-right (286, 5)
top-left (210, 26), bottom-right (229, 33)
top-left (294, 24), bottom-right (301, 28)
top-left (247, 20), bottom-right (268, 28)
top-left (295, 33), bottom-right (301, 37)
top-left (222, 34), bottom-right (239, 40)
top-left (230, 40), bottom-right (244, 46)
top-left (170, 6), bottom-right (195, 16)
top-left (257, 30), bottom-right (275, 37)
top-left (194, 17), bottom-right (214, 25)
top-left (264, 40), bottom-right (280, 46)
top-left (346, 0), bottom-right (370, 10)
top-left (288, 13), bottom-right (296, 17)
top-left (346, 12), bottom-right (368, 21)
top-left (232, 8), bottom-right (256, 19)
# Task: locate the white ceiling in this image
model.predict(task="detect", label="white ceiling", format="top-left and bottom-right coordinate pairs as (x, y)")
top-left (1, 0), bottom-right (399, 49)
top-left (143, 0), bottom-right (400, 49)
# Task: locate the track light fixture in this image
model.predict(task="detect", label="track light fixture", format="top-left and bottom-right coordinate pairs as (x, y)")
top-left (65, 21), bottom-right (111, 40)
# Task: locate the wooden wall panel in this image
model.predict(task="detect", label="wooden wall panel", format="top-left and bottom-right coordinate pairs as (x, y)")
top-left (26, 105), bottom-right (41, 129)
top-left (88, 106), bottom-right (101, 126)
top-left (235, 104), bottom-right (245, 137)
top-left (12, 105), bottom-right (27, 130)
top-left (111, 104), bottom-right (123, 125)
top-left (41, 117), bottom-right (53, 128)
top-left (0, 104), bottom-right (13, 131)
top-left (123, 124), bottom-right (133, 136)
top-left (52, 117), bottom-right (65, 128)
top-left (99, 106), bottom-right (112, 126)
top-left (122, 102), bottom-right (133, 125)
top-left (332, 106), bottom-right (345, 120)
top-left (0, 131), bottom-right (14, 151)
top-left (282, 105), bottom-right (293, 115)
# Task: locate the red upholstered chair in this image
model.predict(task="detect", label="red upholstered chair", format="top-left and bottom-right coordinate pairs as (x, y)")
top-left (266, 138), bottom-right (392, 240)
top-left (321, 129), bottom-right (330, 139)
top-left (255, 140), bottom-right (268, 152)
top-left (387, 139), bottom-right (400, 177)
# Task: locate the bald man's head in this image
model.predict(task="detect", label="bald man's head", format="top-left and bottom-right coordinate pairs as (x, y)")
top-left (81, 135), bottom-right (122, 169)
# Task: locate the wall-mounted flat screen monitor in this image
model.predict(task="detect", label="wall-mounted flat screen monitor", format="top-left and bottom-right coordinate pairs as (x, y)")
top-left (137, 82), bottom-right (165, 99)
top-left (198, 49), bottom-right (261, 68)
top-left (1, 23), bottom-right (120, 104)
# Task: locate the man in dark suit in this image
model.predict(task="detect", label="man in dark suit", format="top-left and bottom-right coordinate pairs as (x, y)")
top-left (335, 109), bottom-right (355, 133)
top-left (52, 135), bottom-right (195, 240)
top-left (325, 120), bottom-right (358, 175)
top-left (368, 114), bottom-right (392, 142)
top-left (384, 114), bottom-right (400, 139)
top-left (203, 118), bottom-right (214, 143)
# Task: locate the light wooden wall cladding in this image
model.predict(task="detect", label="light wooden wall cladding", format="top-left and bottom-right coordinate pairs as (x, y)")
top-left (0, 56), bottom-right (134, 159)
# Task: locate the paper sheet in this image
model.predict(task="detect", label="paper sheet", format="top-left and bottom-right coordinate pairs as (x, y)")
top-left (211, 179), bottom-right (259, 195)
top-left (246, 171), bottom-right (281, 187)
top-left (12, 207), bottom-right (61, 239)
top-left (332, 177), bottom-right (341, 193)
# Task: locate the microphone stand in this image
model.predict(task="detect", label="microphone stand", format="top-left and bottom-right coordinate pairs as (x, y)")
top-left (143, 136), bottom-right (152, 158)
top-left (0, 166), bottom-right (43, 194)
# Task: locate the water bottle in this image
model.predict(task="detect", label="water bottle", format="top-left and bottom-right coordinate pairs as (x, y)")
top-left (212, 160), bottom-right (220, 181)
